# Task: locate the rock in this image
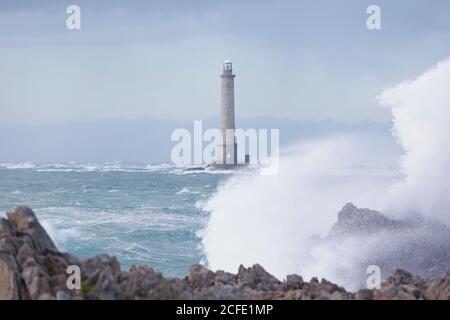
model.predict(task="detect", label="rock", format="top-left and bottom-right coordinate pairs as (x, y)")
top-left (120, 265), bottom-right (162, 297)
top-left (372, 269), bottom-right (427, 300)
top-left (424, 273), bottom-right (450, 300)
top-left (207, 284), bottom-right (243, 300)
top-left (372, 288), bottom-right (394, 300)
top-left (38, 293), bottom-right (54, 300)
top-left (6, 207), bottom-right (57, 252)
top-left (330, 203), bottom-right (407, 237)
top-left (187, 264), bottom-right (215, 288)
top-left (0, 205), bottom-right (448, 301)
top-left (16, 242), bottom-right (34, 266)
top-left (0, 218), bottom-right (14, 237)
top-left (328, 203), bottom-right (450, 286)
top-left (355, 289), bottom-right (373, 300)
top-left (80, 254), bottom-right (121, 286)
top-left (49, 273), bottom-right (68, 293)
top-left (90, 266), bottom-right (125, 300)
top-left (237, 264), bottom-right (281, 291)
top-left (390, 269), bottom-right (414, 285)
top-left (0, 218), bottom-right (17, 254)
top-left (0, 253), bottom-right (21, 300)
top-left (214, 270), bottom-right (235, 285)
top-left (22, 263), bottom-right (51, 300)
top-left (310, 277), bottom-right (319, 284)
top-left (285, 274), bottom-right (304, 290)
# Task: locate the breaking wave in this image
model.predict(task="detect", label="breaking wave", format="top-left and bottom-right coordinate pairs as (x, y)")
top-left (201, 57), bottom-right (450, 289)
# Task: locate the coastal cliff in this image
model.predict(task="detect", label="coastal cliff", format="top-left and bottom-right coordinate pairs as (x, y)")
top-left (0, 206), bottom-right (448, 300)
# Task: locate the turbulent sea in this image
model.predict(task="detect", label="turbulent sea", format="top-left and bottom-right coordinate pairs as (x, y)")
top-left (0, 162), bottom-right (231, 277)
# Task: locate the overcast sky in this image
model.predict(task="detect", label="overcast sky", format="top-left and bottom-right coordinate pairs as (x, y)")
top-left (1, 0), bottom-right (449, 125)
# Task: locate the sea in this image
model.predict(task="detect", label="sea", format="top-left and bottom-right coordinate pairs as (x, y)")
top-left (0, 162), bottom-right (232, 277)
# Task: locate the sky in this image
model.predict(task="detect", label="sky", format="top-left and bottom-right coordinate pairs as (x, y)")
top-left (0, 0), bottom-right (450, 125)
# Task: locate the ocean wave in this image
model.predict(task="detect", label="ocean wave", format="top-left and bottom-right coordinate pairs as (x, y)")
top-left (0, 162), bottom-right (260, 176)
top-left (2, 162), bottom-right (183, 173)
top-left (176, 187), bottom-right (201, 195)
top-left (0, 162), bottom-right (35, 169)
top-left (176, 187), bottom-right (191, 194)
top-left (40, 220), bottom-right (80, 244)
top-left (170, 167), bottom-right (250, 176)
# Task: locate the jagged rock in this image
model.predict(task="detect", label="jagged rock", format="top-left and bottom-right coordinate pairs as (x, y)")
top-left (424, 272), bottom-right (450, 300)
top-left (22, 263), bottom-right (52, 300)
top-left (214, 270), bottom-right (235, 285)
top-left (0, 218), bottom-right (18, 255)
top-left (0, 253), bottom-right (21, 299)
top-left (389, 269), bottom-right (415, 285)
top-left (119, 265), bottom-right (163, 298)
top-left (0, 206), bottom-right (448, 300)
top-left (327, 203), bottom-right (450, 286)
top-left (372, 269), bottom-right (426, 300)
top-left (38, 293), bottom-right (54, 300)
top-left (355, 289), bottom-right (374, 300)
top-left (6, 207), bottom-right (56, 252)
top-left (49, 273), bottom-right (68, 293)
top-left (16, 242), bottom-right (34, 266)
top-left (187, 264), bottom-right (215, 288)
top-left (285, 274), bottom-right (304, 290)
top-left (237, 264), bottom-right (281, 291)
top-left (80, 254), bottom-right (121, 285)
top-left (90, 266), bottom-right (125, 300)
top-left (146, 277), bottom-right (186, 300)
top-left (310, 277), bottom-right (319, 284)
top-left (0, 218), bottom-right (14, 237)
top-left (330, 203), bottom-right (407, 237)
top-left (206, 284), bottom-right (244, 300)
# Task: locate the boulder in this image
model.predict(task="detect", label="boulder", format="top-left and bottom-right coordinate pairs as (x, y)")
top-left (6, 207), bottom-right (56, 252)
top-left (90, 266), bottom-right (125, 300)
top-left (187, 264), bottom-right (215, 288)
top-left (0, 253), bottom-right (20, 300)
top-left (237, 264), bottom-right (281, 291)
top-left (355, 289), bottom-right (374, 300)
top-left (0, 218), bottom-right (18, 254)
top-left (80, 254), bottom-right (121, 285)
top-left (424, 273), bottom-right (450, 300)
top-left (330, 203), bottom-right (407, 237)
top-left (284, 274), bottom-right (304, 290)
top-left (120, 265), bottom-right (163, 297)
top-left (22, 263), bottom-right (52, 300)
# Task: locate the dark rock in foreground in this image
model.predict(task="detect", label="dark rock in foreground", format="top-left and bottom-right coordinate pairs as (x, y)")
top-left (0, 206), bottom-right (448, 300)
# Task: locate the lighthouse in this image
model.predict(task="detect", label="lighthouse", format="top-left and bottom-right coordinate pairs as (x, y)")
top-left (219, 60), bottom-right (238, 165)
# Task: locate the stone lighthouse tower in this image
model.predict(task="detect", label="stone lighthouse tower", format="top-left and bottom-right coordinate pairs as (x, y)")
top-left (219, 60), bottom-right (238, 165)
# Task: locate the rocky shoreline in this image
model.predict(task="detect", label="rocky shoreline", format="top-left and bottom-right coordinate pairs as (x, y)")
top-left (0, 206), bottom-right (449, 300)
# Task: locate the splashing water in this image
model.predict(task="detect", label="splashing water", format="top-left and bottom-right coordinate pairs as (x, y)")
top-left (201, 57), bottom-right (450, 289)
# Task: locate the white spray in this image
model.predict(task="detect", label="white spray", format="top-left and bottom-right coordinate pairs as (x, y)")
top-left (201, 57), bottom-right (450, 289)
top-left (380, 57), bottom-right (450, 224)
